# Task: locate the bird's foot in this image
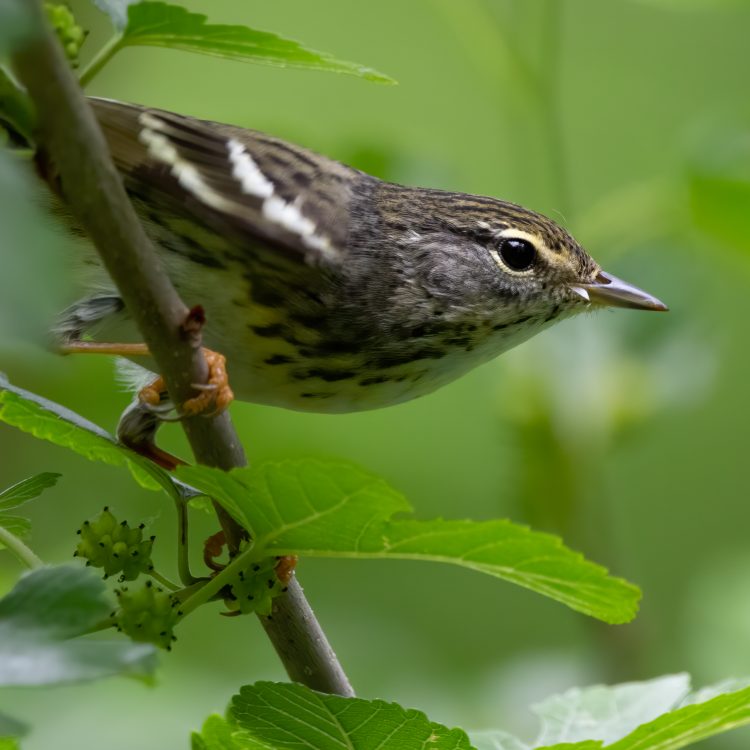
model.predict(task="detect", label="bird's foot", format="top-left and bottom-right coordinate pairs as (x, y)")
top-left (138, 349), bottom-right (233, 418)
top-left (63, 339), bottom-right (234, 469)
top-left (61, 340), bottom-right (234, 419)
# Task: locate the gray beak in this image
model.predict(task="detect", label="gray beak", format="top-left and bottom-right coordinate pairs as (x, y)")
top-left (570, 271), bottom-right (668, 312)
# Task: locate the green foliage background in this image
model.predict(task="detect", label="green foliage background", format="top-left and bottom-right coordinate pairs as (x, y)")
top-left (1, 0), bottom-right (750, 748)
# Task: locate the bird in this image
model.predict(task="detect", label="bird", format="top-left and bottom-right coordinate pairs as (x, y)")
top-left (55, 97), bottom-right (667, 419)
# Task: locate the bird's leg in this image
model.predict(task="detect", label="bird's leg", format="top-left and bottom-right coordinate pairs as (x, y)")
top-left (60, 337), bottom-right (234, 469)
top-left (203, 530), bottom-right (227, 571)
top-left (117, 391), bottom-right (185, 471)
top-left (59, 341), bottom-right (235, 419)
top-left (176, 349), bottom-right (234, 418)
top-left (58, 341), bottom-right (152, 356)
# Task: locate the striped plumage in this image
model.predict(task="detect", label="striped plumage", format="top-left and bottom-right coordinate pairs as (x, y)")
top-left (57, 98), bottom-right (665, 413)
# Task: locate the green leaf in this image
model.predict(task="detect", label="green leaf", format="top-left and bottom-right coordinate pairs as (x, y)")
top-left (476, 675), bottom-right (750, 750)
top-left (533, 675), bottom-right (692, 746)
top-left (176, 460), bottom-right (641, 624)
top-left (231, 681), bottom-right (473, 750)
top-left (0, 565), bottom-right (156, 686)
top-left (0, 515), bottom-right (31, 539)
top-left (0, 739), bottom-right (21, 750)
top-left (0, 375), bottom-right (176, 497)
top-left (0, 471), bottom-right (60, 550)
top-left (604, 684), bottom-right (750, 750)
top-left (0, 473), bottom-right (61, 511)
top-left (191, 715), bottom-right (245, 750)
top-left (118, 2), bottom-right (394, 83)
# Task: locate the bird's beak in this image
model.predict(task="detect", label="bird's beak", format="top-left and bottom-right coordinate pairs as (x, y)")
top-left (570, 271), bottom-right (668, 312)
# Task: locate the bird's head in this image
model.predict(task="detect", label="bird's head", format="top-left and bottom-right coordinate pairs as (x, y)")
top-left (388, 191), bottom-right (667, 337)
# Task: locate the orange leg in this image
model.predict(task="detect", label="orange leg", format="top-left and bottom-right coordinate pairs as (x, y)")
top-left (179, 349), bottom-right (234, 418)
top-left (274, 555), bottom-right (298, 584)
top-left (61, 342), bottom-right (234, 418)
top-left (59, 342), bottom-right (151, 356)
top-left (203, 530), bottom-right (227, 572)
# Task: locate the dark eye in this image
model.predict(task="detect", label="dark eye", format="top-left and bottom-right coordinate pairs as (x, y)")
top-left (499, 238), bottom-right (537, 272)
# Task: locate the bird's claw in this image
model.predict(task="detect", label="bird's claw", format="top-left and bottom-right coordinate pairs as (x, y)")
top-left (138, 348), bottom-right (234, 418)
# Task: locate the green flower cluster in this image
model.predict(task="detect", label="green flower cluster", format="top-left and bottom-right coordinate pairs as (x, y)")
top-left (115, 581), bottom-right (181, 651)
top-left (44, 3), bottom-right (87, 64)
top-left (74, 507), bottom-right (155, 581)
top-left (225, 557), bottom-right (289, 617)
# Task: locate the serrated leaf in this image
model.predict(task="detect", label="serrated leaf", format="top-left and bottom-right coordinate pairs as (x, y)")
top-left (231, 681), bottom-right (473, 750)
top-left (479, 675), bottom-right (750, 750)
top-left (0, 375), bottom-right (176, 497)
top-left (533, 675), bottom-right (692, 746)
top-left (0, 565), bottom-right (156, 686)
top-left (605, 684), bottom-right (750, 750)
top-left (118, 2), bottom-right (394, 83)
top-left (191, 715), bottom-right (245, 750)
top-left (176, 460), bottom-right (641, 624)
top-left (0, 515), bottom-right (31, 540)
top-left (0, 472), bottom-right (61, 511)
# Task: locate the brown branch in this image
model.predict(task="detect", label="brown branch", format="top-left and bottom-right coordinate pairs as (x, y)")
top-left (11, 0), bottom-right (353, 698)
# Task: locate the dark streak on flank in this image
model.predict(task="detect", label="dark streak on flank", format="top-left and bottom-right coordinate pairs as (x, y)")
top-left (289, 312), bottom-right (324, 329)
top-left (313, 339), bottom-right (363, 355)
top-left (251, 324), bottom-right (287, 338)
top-left (300, 392), bottom-right (334, 399)
top-left (367, 348), bottom-right (446, 369)
top-left (358, 375), bottom-right (390, 386)
top-left (265, 354), bottom-right (294, 365)
top-left (294, 368), bottom-right (357, 382)
top-left (249, 280), bottom-right (285, 308)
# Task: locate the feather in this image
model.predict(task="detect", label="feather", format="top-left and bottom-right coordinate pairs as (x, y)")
top-left (88, 97), bottom-right (357, 268)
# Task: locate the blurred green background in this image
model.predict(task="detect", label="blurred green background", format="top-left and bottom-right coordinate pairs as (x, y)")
top-left (2, 0), bottom-right (750, 747)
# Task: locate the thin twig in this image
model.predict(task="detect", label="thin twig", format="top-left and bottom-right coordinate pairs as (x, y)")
top-left (147, 568), bottom-right (180, 592)
top-left (11, 0), bottom-right (353, 698)
top-left (78, 33), bottom-right (122, 88)
top-left (174, 495), bottom-right (198, 585)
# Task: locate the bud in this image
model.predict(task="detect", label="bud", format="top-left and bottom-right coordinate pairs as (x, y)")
top-left (44, 3), bottom-right (87, 65)
top-left (224, 557), bottom-right (288, 617)
top-left (115, 580), bottom-right (180, 650)
top-left (74, 507), bottom-right (154, 580)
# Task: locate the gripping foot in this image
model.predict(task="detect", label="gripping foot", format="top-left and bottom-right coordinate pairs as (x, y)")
top-left (139, 349), bottom-right (234, 418)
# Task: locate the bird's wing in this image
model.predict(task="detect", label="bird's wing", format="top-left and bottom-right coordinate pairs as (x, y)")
top-left (88, 97), bottom-right (359, 269)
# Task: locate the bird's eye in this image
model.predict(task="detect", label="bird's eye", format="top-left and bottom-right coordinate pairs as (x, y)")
top-left (498, 238), bottom-right (537, 272)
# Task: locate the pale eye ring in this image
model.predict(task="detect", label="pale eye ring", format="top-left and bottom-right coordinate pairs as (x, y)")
top-left (498, 237), bottom-right (537, 272)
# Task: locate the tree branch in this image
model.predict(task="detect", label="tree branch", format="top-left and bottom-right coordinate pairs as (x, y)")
top-left (11, 0), bottom-right (353, 698)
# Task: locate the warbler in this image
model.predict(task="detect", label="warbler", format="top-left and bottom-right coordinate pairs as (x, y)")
top-left (56, 98), bottom-right (666, 415)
